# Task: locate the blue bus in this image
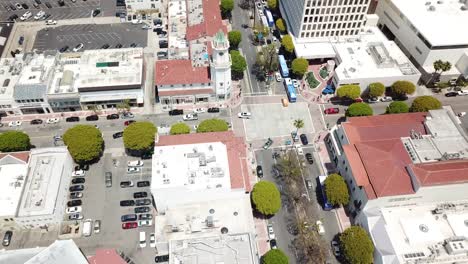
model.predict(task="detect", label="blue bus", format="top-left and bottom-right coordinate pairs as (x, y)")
top-left (284, 78), bottom-right (297, 103)
top-left (278, 55), bottom-right (289, 77)
top-left (318, 175), bottom-right (333, 211)
top-left (264, 9), bottom-right (274, 27)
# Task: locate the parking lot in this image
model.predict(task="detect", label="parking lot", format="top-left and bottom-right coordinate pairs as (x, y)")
top-left (33, 23), bottom-right (148, 52)
top-left (241, 102), bottom-right (315, 141)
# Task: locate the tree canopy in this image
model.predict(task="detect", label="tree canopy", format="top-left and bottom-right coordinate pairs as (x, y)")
top-left (281, 35), bottom-right (295, 54)
top-left (256, 44), bottom-right (279, 74)
top-left (275, 18), bottom-right (286, 33)
top-left (267, 0), bottom-right (278, 10)
top-left (324, 174), bottom-right (349, 206)
top-left (346, 103), bottom-right (373, 117)
top-left (63, 125), bottom-right (103, 164)
top-left (409, 96), bottom-right (442, 112)
top-left (262, 249), bottom-right (289, 264)
top-left (340, 226), bottom-right (374, 264)
top-left (0, 131), bottom-right (31, 152)
top-left (368, 82), bottom-right (385, 97)
top-left (196, 118), bottom-right (229, 133)
top-left (386, 101), bottom-right (409, 114)
top-left (337, 85), bottom-right (361, 100)
top-left (228, 30), bottom-right (242, 49)
top-left (220, 0), bottom-right (234, 16)
top-left (433, 60), bottom-right (452, 74)
top-left (391, 81), bottom-right (416, 96)
top-left (230, 50), bottom-right (247, 79)
top-left (170, 123), bottom-right (190, 135)
top-left (251, 181), bottom-right (281, 216)
top-left (291, 58), bottom-right (308, 78)
top-left (123, 122), bottom-right (157, 152)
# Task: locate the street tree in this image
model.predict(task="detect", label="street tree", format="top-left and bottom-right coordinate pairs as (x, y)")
top-left (116, 99), bottom-right (131, 112)
top-left (256, 44), bottom-right (279, 75)
top-left (368, 82), bottom-right (385, 97)
top-left (170, 123), bottom-right (190, 135)
top-left (281, 35), bottom-right (295, 54)
top-left (291, 58), bottom-right (308, 78)
top-left (251, 180), bottom-right (281, 216)
top-left (340, 226), bottom-right (374, 264)
top-left (196, 118), bottom-right (228, 133)
top-left (230, 50), bottom-right (247, 79)
top-left (293, 119), bottom-right (304, 134)
top-left (386, 101), bottom-right (409, 114)
top-left (228, 30), bottom-right (242, 49)
top-left (391, 81), bottom-right (416, 97)
top-left (267, 0), bottom-right (278, 10)
top-left (0, 131), bottom-right (31, 152)
top-left (294, 215), bottom-right (327, 263)
top-left (337, 85), bottom-right (361, 100)
top-left (410, 96), bottom-right (442, 112)
top-left (346, 103), bottom-right (373, 117)
top-left (220, 0), bottom-right (234, 17)
top-left (262, 249), bottom-right (288, 264)
top-left (324, 174), bottom-right (349, 206)
top-left (63, 125), bottom-right (104, 164)
top-left (123, 122), bottom-right (157, 155)
top-left (275, 18), bottom-right (286, 33)
top-left (433, 60), bottom-right (452, 82)
top-left (276, 152), bottom-right (302, 183)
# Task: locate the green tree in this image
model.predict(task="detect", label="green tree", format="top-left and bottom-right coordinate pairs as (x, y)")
top-left (409, 96), bottom-right (442, 112)
top-left (256, 44), bottom-right (278, 75)
top-left (281, 35), bottom-right (295, 54)
top-left (324, 174), bottom-right (349, 206)
top-left (267, 0), bottom-right (278, 10)
top-left (220, 0), bottom-right (234, 17)
top-left (228, 30), bottom-right (242, 49)
top-left (275, 18), bottom-right (286, 33)
top-left (433, 60), bottom-right (452, 82)
top-left (123, 121), bottom-right (157, 152)
top-left (386, 101), bottom-right (409, 114)
top-left (63, 125), bottom-right (104, 164)
top-left (170, 123), bottom-right (190, 135)
top-left (116, 99), bottom-right (131, 112)
top-left (293, 119), bottom-right (304, 134)
top-left (337, 85), bottom-right (361, 100)
top-left (368, 82), bottom-right (385, 97)
top-left (340, 226), bottom-right (374, 264)
top-left (0, 131), bottom-right (31, 152)
top-left (291, 58), bottom-right (308, 78)
top-left (230, 50), bottom-right (247, 79)
top-left (391, 81), bottom-right (416, 97)
top-left (196, 118), bottom-right (228, 133)
top-left (252, 181), bottom-right (281, 216)
top-left (346, 103), bottom-right (373, 117)
top-left (262, 249), bottom-right (289, 264)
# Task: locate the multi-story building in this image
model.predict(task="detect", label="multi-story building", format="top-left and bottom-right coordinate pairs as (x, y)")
top-left (375, 0), bottom-right (468, 81)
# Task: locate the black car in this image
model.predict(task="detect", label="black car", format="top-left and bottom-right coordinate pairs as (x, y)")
top-left (85, 114), bottom-right (99, 121)
top-left (43, 13), bottom-right (51, 20)
top-left (9, 4), bottom-right (16, 10)
top-left (2, 231), bottom-right (12, 247)
top-left (121, 214), bottom-right (137, 222)
top-left (133, 192), bottom-right (148, 198)
top-left (134, 206), bottom-right (150, 213)
top-left (34, 0), bottom-right (42, 4)
top-left (120, 200), bottom-right (135, 207)
top-left (137, 181), bottom-right (150, 187)
top-left (305, 153), bottom-right (314, 164)
top-left (256, 165), bottom-right (263, 178)
top-left (159, 41), bottom-right (168, 48)
top-left (155, 255), bottom-right (169, 263)
top-left (106, 114), bottom-right (119, 120)
top-left (269, 239), bottom-right (277, 249)
top-left (59, 46), bottom-right (69, 53)
top-left (135, 199), bottom-right (151, 206)
top-left (113, 131), bottom-right (124, 139)
top-left (92, 8), bottom-right (101, 17)
top-left (45, 2), bottom-right (52, 8)
top-left (157, 51), bottom-right (167, 58)
top-left (120, 181), bottom-right (134, 188)
top-left (207, 107), bottom-right (220, 113)
top-left (101, 44), bottom-right (110, 49)
top-left (69, 185), bottom-right (84, 192)
top-left (300, 134), bottom-right (309, 145)
top-left (71, 177), bottom-right (85, 184)
top-left (8, 14), bottom-right (19, 21)
top-left (115, 43), bottom-right (123, 48)
top-left (67, 200), bottom-right (82, 207)
top-left (21, 3), bottom-right (29, 9)
top-left (445, 92), bottom-right (458, 97)
top-left (129, 43), bottom-right (137, 48)
top-left (30, 119), bottom-right (43, 125)
top-left (75, 164), bottom-right (89, 171)
top-left (57, 0), bottom-right (65, 6)
top-left (69, 192), bottom-right (82, 199)
top-left (66, 116), bottom-right (80, 122)
top-left (141, 152), bottom-right (153, 159)
top-left (168, 109), bottom-right (184, 116)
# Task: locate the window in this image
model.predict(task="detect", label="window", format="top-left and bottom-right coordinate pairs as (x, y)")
top-left (415, 46), bottom-right (422, 55)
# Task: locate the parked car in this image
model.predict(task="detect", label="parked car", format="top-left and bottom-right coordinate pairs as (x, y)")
top-left (193, 108), bottom-right (206, 113)
top-left (292, 79), bottom-right (300, 88)
top-left (69, 185), bottom-right (84, 192)
top-left (137, 181), bottom-right (150, 187)
top-left (22, 3), bottom-right (30, 9)
top-left (256, 165), bottom-right (263, 178)
top-left (8, 121), bottom-right (22, 127)
top-left (263, 138), bottom-right (273, 150)
top-left (66, 206), bottom-right (82, 214)
top-left (115, 43), bottom-right (123, 48)
top-left (113, 132), bottom-right (124, 139)
top-left (139, 214), bottom-right (153, 220)
top-left (72, 170), bottom-right (85, 177)
top-left (331, 240), bottom-right (341, 257)
top-left (2, 231), bottom-right (12, 247)
top-left (92, 8), bottom-right (101, 17)
top-left (305, 179), bottom-right (313, 190)
top-left (71, 177), bottom-right (85, 184)
top-left (106, 113), bottom-right (119, 120)
top-left (267, 224), bottom-right (275, 240)
top-left (150, 233), bottom-right (156, 247)
top-left (45, 19), bottom-right (57, 25)
top-left (8, 14), bottom-right (19, 21)
top-left (34, 10), bottom-right (45, 19)
top-left (182, 113), bottom-right (198, 121)
top-left (135, 199), bottom-right (151, 206)
top-left (69, 213), bottom-right (83, 220)
top-left (45, 2), bottom-right (52, 8)
top-left (237, 112), bottom-right (251, 119)
top-left (120, 181), bottom-right (134, 188)
top-left (18, 36), bottom-right (24, 45)
top-left (127, 167), bottom-right (142, 174)
top-left (367, 97), bottom-right (379, 103)
top-left (124, 120), bottom-right (136, 126)
top-left (30, 119), bottom-right (43, 125)
top-left (269, 239), bottom-right (277, 249)
top-left (169, 109), bottom-right (184, 115)
top-left (445, 91), bottom-right (458, 97)
top-left (69, 192), bottom-right (83, 199)
top-left (59, 45), bottom-right (69, 53)
top-left (155, 255), bottom-right (170, 263)
top-left (66, 116), bottom-right (80, 122)
top-left (458, 90), bottom-right (468, 96)
top-left (134, 206), bottom-right (150, 213)
top-left (20, 11), bottom-right (32, 21)
top-left (121, 214), bottom-right (137, 222)
top-left (120, 200), bottom-right (135, 207)
top-left (93, 220), bottom-right (101, 234)
top-left (132, 19), bottom-right (143, 24)
top-left (207, 107), bottom-right (220, 113)
top-left (316, 220), bottom-right (325, 234)
top-left (121, 112), bottom-right (134, 119)
top-left (101, 44), bottom-right (110, 49)
top-left (130, 43), bottom-right (137, 48)
top-left (46, 117), bottom-right (60, 124)
top-left (128, 160), bottom-right (144, 167)
top-left (122, 222), bottom-right (138, 229)
top-left (105, 172), bottom-right (112, 187)
top-left (133, 192), bottom-right (148, 198)
top-left (138, 220), bottom-right (153, 227)
top-left (305, 153), bottom-right (313, 164)
top-left (324, 107), bottom-right (340, 114)
top-left (73, 43), bottom-right (84, 52)
top-left (67, 200), bottom-right (82, 207)
top-left (380, 96), bottom-right (393, 102)
top-left (84, 114), bottom-right (98, 121)
top-left (275, 72), bottom-right (282, 82)
top-left (300, 134), bottom-right (309, 145)
top-left (75, 164), bottom-right (89, 171)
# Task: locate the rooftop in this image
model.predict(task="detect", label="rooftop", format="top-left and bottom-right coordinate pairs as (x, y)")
top-left (0, 152), bottom-right (29, 217)
top-left (154, 60), bottom-right (211, 85)
top-left (87, 249), bottom-right (127, 264)
top-left (0, 58), bottom-right (21, 101)
top-left (389, 0), bottom-right (468, 46)
top-left (186, 0), bottom-right (227, 41)
top-left (48, 54), bottom-right (81, 96)
top-left (168, 0), bottom-right (189, 59)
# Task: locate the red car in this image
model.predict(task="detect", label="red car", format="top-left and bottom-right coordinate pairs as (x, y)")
top-left (124, 120), bottom-right (136, 126)
top-left (324, 107), bottom-right (340, 114)
top-left (122, 222), bottom-right (138, 229)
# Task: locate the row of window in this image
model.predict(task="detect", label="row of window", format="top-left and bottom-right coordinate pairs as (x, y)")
top-left (15, 99), bottom-right (44, 103)
top-left (302, 21), bottom-right (363, 31)
top-left (300, 29), bottom-right (359, 38)
top-left (305, 5), bottom-right (367, 16)
top-left (0, 104), bottom-right (12, 108)
top-left (18, 217), bottom-right (53, 223)
top-left (307, 0), bottom-right (368, 7)
top-left (303, 14), bottom-right (365, 24)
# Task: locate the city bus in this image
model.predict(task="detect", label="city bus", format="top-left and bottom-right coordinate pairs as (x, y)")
top-left (284, 78), bottom-right (297, 103)
top-left (278, 55), bottom-right (289, 77)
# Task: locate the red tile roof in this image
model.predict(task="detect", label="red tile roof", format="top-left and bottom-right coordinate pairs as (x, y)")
top-left (0, 151), bottom-right (30, 163)
top-left (87, 249), bottom-right (127, 264)
top-left (154, 60), bottom-right (211, 86)
top-left (409, 161), bottom-right (468, 187)
top-left (186, 0), bottom-right (228, 41)
top-left (158, 88), bottom-right (214, 96)
top-left (157, 131), bottom-right (251, 191)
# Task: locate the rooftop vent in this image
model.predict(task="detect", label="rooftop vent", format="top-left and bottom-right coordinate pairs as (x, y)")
top-left (437, 0), bottom-right (443, 3)
top-left (419, 224), bottom-right (429, 233)
top-left (425, 1), bottom-right (431, 5)
top-left (428, 5), bottom-right (436, 11)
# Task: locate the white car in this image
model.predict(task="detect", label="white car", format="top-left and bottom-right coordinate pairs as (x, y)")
top-left (20, 11), bottom-right (32, 21)
top-left (46, 117), bottom-right (60, 124)
top-left (132, 19), bottom-right (143, 24)
top-left (149, 233), bottom-right (156, 247)
top-left (8, 121), bottom-right (22, 127)
top-left (73, 43), bottom-right (84, 52)
top-left (72, 170), bottom-right (86, 177)
top-left (267, 224), bottom-right (275, 240)
top-left (193, 108), bottom-right (206, 113)
top-left (66, 206), bottom-right (82, 214)
top-left (331, 240), bottom-right (341, 257)
top-left (296, 146), bottom-right (304, 155)
top-left (183, 114), bottom-right (198, 121)
top-left (69, 213), bottom-right (83, 220)
top-left (275, 72), bottom-right (282, 82)
top-left (316, 220), bottom-right (325, 235)
top-left (127, 167), bottom-right (142, 174)
top-left (141, 24), bottom-right (151, 29)
top-left (458, 90), bottom-right (468, 96)
top-left (380, 96), bottom-right (393, 102)
top-left (238, 112), bottom-right (251, 119)
top-left (138, 220), bottom-right (153, 227)
top-left (45, 20), bottom-right (57, 25)
top-left (292, 79), bottom-right (300, 88)
top-left (34, 11), bottom-right (45, 20)
top-left (16, 3), bottom-right (23, 9)
top-left (127, 160), bottom-right (144, 167)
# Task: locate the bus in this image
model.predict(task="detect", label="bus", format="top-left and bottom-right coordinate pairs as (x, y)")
top-left (260, 15), bottom-right (269, 29)
top-left (318, 175), bottom-right (333, 211)
top-left (284, 78), bottom-right (297, 103)
top-left (264, 9), bottom-right (274, 27)
top-left (278, 55), bottom-right (289, 77)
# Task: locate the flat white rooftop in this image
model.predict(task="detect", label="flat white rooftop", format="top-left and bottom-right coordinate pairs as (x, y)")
top-left (17, 53), bottom-right (56, 86)
top-left (0, 155), bottom-right (28, 217)
top-left (48, 55), bottom-right (81, 95)
top-left (390, 0), bottom-right (468, 46)
top-left (0, 58), bottom-right (21, 101)
top-left (25, 240), bottom-right (88, 264)
top-left (294, 40), bottom-right (336, 59)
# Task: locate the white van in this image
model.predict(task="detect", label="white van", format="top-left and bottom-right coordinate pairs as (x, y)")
top-left (139, 232), bottom-right (146, 248)
top-left (83, 219), bottom-right (92, 237)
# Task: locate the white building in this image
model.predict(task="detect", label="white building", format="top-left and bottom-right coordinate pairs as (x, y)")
top-left (375, 0), bottom-right (468, 80)
top-left (210, 31), bottom-right (232, 100)
top-left (15, 147), bottom-right (74, 229)
top-left (125, 0), bottom-right (162, 13)
top-left (47, 54), bottom-right (81, 112)
top-left (0, 58), bottom-right (22, 116)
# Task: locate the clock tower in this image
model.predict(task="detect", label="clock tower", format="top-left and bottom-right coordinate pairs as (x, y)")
top-left (210, 30), bottom-right (232, 100)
